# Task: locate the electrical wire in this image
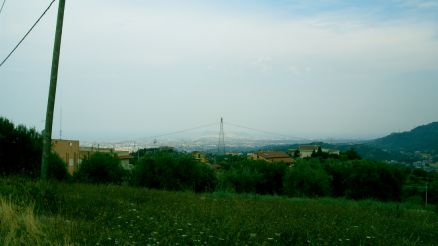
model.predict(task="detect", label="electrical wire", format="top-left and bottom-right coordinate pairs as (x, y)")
top-left (0, 0), bottom-right (56, 69)
top-left (225, 121), bottom-right (309, 141)
top-left (151, 122), bottom-right (219, 139)
top-left (0, 0), bottom-right (6, 16)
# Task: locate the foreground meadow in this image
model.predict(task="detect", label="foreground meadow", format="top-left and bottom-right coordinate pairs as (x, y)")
top-left (1, 178), bottom-right (437, 245)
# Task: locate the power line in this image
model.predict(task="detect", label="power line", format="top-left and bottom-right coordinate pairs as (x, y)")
top-left (225, 121), bottom-right (309, 141)
top-left (0, 0), bottom-right (6, 16)
top-left (148, 122), bottom-right (219, 140)
top-left (0, 0), bottom-right (56, 68)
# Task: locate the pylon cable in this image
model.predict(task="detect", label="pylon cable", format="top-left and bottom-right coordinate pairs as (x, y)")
top-left (225, 121), bottom-right (309, 141)
top-left (0, 0), bottom-right (56, 69)
top-left (148, 122), bottom-right (218, 140)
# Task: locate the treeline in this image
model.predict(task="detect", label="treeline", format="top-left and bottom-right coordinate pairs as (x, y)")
top-left (0, 117), bottom-right (68, 180)
top-left (72, 149), bottom-right (438, 204)
top-left (1, 116), bottom-right (438, 204)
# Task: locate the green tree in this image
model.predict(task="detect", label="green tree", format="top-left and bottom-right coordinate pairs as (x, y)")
top-left (283, 159), bottom-right (332, 197)
top-left (74, 152), bottom-right (126, 184)
top-left (133, 152), bottom-right (216, 192)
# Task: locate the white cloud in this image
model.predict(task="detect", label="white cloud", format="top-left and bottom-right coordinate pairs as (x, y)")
top-left (1, 0), bottom-right (438, 139)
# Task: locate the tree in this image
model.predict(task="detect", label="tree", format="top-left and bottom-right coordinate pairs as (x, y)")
top-left (74, 152), bottom-right (126, 184)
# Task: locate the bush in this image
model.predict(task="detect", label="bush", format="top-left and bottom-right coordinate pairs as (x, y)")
top-left (47, 152), bottom-right (70, 181)
top-left (221, 160), bottom-right (287, 195)
top-left (344, 160), bottom-right (405, 201)
top-left (427, 180), bottom-right (438, 204)
top-left (283, 159), bottom-right (332, 197)
top-left (74, 152), bottom-right (126, 184)
top-left (132, 152), bottom-right (217, 192)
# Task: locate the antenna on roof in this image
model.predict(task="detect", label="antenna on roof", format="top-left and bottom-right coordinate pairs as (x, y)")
top-left (59, 106), bottom-right (62, 140)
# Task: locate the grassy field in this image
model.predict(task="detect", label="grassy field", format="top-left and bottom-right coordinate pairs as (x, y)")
top-left (1, 178), bottom-right (438, 245)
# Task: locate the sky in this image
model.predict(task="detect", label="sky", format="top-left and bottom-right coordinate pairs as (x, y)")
top-left (1, 0), bottom-right (438, 141)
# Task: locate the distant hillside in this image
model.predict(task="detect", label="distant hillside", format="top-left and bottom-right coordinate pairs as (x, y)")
top-left (370, 122), bottom-right (438, 152)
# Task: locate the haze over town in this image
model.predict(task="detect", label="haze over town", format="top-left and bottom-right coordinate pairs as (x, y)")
top-left (1, 0), bottom-right (438, 142)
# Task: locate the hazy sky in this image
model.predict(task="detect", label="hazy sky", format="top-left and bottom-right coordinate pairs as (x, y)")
top-left (1, 0), bottom-right (438, 141)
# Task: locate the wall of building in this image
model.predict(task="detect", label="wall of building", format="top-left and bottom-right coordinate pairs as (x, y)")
top-left (52, 139), bottom-right (80, 175)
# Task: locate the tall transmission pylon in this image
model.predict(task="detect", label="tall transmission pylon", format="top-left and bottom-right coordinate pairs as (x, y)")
top-left (217, 117), bottom-right (225, 155)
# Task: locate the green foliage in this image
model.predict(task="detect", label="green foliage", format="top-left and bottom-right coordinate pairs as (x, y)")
top-left (47, 152), bottom-right (70, 181)
top-left (0, 117), bottom-right (42, 177)
top-left (340, 148), bottom-right (362, 160)
top-left (220, 160), bottom-right (287, 195)
top-left (372, 122), bottom-right (438, 152)
top-left (2, 178), bottom-right (438, 245)
top-left (283, 159), bottom-right (332, 197)
top-left (427, 180), bottom-right (438, 204)
top-left (74, 152), bottom-right (126, 184)
top-left (132, 152), bottom-right (217, 192)
top-left (345, 161), bottom-right (405, 201)
top-left (0, 177), bottom-right (64, 214)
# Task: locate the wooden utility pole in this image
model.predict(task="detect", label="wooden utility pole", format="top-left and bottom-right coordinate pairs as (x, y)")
top-left (41, 0), bottom-right (66, 179)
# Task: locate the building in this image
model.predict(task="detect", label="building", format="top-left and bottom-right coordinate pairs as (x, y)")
top-left (79, 146), bottom-right (114, 161)
top-left (298, 145), bottom-right (320, 158)
top-left (322, 148), bottom-right (340, 156)
top-left (251, 151), bottom-right (294, 165)
top-left (51, 139), bottom-right (80, 175)
top-left (115, 150), bottom-right (133, 170)
top-left (192, 151), bottom-right (209, 164)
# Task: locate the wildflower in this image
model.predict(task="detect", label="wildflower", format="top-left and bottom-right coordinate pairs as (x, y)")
top-left (366, 236), bottom-right (371, 239)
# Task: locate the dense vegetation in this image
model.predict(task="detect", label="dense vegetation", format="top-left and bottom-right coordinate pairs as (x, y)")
top-left (1, 177), bottom-right (438, 245)
top-left (132, 152), bottom-right (216, 192)
top-left (1, 116), bottom-right (438, 244)
top-left (1, 116), bottom-right (438, 205)
top-left (372, 122), bottom-right (438, 152)
top-left (0, 117), bottom-right (69, 180)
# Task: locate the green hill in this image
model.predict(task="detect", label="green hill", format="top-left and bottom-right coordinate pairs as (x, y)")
top-left (371, 122), bottom-right (438, 152)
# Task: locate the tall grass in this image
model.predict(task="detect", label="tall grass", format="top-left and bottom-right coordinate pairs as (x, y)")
top-left (1, 177), bottom-right (437, 245)
top-left (0, 199), bottom-right (43, 245)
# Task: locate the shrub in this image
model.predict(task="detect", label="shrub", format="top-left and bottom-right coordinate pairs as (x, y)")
top-left (47, 152), bottom-right (70, 181)
top-left (283, 159), bottom-right (332, 197)
top-left (132, 152), bottom-right (217, 192)
top-left (221, 160), bottom-right (287, 195)
top-left (344, 160), bottom-right (406, 201)
top-left (74, 152), bottom-right (126, 184)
